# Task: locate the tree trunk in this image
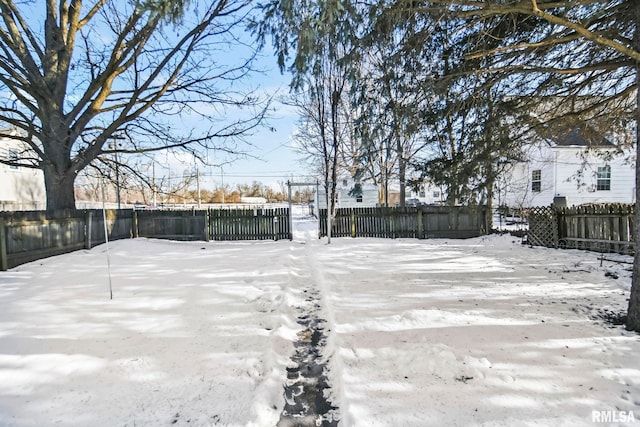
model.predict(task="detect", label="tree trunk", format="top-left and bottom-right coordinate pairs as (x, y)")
top-left (626, 83), bottom-right (640, 331)
top-left (626, 3), bottom-right (640, 332)
top-left (628, 92), bottom-right (640, 330)
top-left (398, 139), bottom-right (406, 207)
top-left (43, 163), bottom-right (77, 213)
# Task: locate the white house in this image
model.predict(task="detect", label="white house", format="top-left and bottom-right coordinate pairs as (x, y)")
top-left (498, 128), bottom-right (635, 209)
top-left (405, 180), bottom-right (447, 206)
top-left (0, 129), bottom-right (46, 211)
top-left (314, 178), bottom-right (378, 214)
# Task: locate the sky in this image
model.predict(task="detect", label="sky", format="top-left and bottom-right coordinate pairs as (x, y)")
top-left (208, 58), bottom-right (311, 188)
top-left (163, 7), bottom-right (322, 191)
top-left (150, 47), bottom-right (317, 192)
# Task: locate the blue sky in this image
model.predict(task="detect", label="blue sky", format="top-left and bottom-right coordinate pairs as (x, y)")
top-left (154, 44), bottom-right (316, 191)
top-left (225, 44), bottom-right (325, 188)
top-left (146, 52), bottom-right (316, 192)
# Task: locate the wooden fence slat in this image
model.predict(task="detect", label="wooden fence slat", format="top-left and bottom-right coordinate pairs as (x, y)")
top-left (0, 218), bottom-right (7, 271)
top-left (318, 206), bottom-right (489, 239)
top-left (528, 204), bottom-right (635, 255)
top-left (208, 207), bottom-right (290, 241)
top-left (0, 209), bottom-right (133, 268)
top-left (1, 207), bottom-right (293, 269)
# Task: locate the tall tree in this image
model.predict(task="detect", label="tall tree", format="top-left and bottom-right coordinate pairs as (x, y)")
top-left (369, 6), bottom-right (529, 208)
top-left (355, 7), bottom-right (432, 207)
top-left (388, 0), bottom-right (639, 330)
top-left (0, 0), bottom-right (267, 213)
top-left (255, 0), bottom-right (360, 241)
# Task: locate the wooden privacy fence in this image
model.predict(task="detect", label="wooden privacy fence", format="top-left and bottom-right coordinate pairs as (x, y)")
top-left (319, 206), bottom-right (490, 239)
top-left (137, 210), bottom-right (208, 241)
top-left (0, 207), bottom-right (291, 270)
top-left (526, 204), bottom-right (635, 254)
top-left (209, 207), bottom-right (290, 241)
top-left (0, 209), bottom-right (133, 270)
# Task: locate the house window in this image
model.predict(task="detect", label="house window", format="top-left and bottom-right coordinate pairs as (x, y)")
top-left (597, 166), bottom-right (611, 191)
top-left (356, 195), bottom-right (363, 203)
top-left (419, 190), bottom-right (426, 197)
top-left (8, 149), bottom-right (18, 169)
top-left (433, 191), bottom-right (440, 198)
top-left (342, 179), bottom-right (348, 187)
top-left (531, 170), bottom-right (541, 192)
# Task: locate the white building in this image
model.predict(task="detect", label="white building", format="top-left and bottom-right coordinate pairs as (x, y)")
top-left (406, 180), bottom-right (447, 206)
top-left (498, 128), bottom-right (635, 209)
top-left (0, 129), bottom-right (46, 211)
top-left (314, 178), bottom-right (379, 214)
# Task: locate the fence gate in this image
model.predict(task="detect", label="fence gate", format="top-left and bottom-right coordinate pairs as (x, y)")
top-left (526, 206), bottom-right (559, 248)
top-left (287, 180), bottom-right (319, 239)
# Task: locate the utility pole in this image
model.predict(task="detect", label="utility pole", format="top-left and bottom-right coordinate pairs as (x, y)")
top-left (196, 166), bottom-right (201, 208)
top-left (194, 156), bottom-right (201, 208)
top-left (152, 162), bottom-right (157, 207)
top-left (221, 167), bottom-right (225, 204)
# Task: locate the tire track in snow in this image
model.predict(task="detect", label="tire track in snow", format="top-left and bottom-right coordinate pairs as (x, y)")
top-left (278, 239), bottom-right (339, 426)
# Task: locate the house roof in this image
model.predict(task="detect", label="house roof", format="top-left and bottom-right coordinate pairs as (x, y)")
top-left (551, 127), bottom-right (614, 148)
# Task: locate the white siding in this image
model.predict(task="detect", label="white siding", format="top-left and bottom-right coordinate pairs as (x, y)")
top-left (552, 148), bottom-right (635, 205)
top-left (0, 134), bottom-right (46, 210)
top-left (315, 179), bottom-right (378, 211)
top-left (498, 142), bottom-right (635, 208)
top-left (499, 143), bottom-right (556, 208)
top-left (407, 182), bottom-right (447, 205)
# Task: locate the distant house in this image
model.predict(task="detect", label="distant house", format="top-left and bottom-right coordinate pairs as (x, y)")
top-left (0, 129), bottom-right (46, 211)
top-left (240, 196), bottom-right (267, 204)
top-left (498, 128), bottom-right (635, 209)
top-left (314, 178), bottom-right (378, 214)
top-left (405, 180), bottom-right (447, 206)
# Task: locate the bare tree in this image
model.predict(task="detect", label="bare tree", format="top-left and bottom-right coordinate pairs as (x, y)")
top-left (293, 63), bottom-right (347, 241)
top-left (0, 0), bottom-right (268, 212)
top-left (354, 8), bottom-right (434, 207)
top-left (255, 0), bottom-right (359, 241)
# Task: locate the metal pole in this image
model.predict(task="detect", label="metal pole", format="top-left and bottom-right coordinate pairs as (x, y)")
top-left (288, 181), bottom-right (293, 240)
top-left (196, 166), bottom-right (201, 209)
top-left (115, 150), bottom-right (121, 209)
top-left (152, 162), bottom-right (157, 207)
top-left (221, 167), bottom-right (225, 204)
top-left (326, 182), bottom-right (332, 244)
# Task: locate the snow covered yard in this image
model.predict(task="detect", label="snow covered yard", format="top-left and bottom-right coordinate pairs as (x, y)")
top-left (0, 224), bottom-right (638, 426)
top-left (320, 237), bottom-right (639, 426)
top-left (0, 239), bottom-right (301, 426)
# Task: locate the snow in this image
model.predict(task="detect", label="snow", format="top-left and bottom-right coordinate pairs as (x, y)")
top-left (0, 213), bottom-right (638, 426)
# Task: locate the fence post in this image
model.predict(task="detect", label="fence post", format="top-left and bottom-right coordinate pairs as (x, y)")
top-left (389, 208), bottom-right (395, 239)
top-left (274, 214), bottom-right (279, 241)
top-left (132, 210), bottom-right (139, 238)
top-left (417, 208), bottom-right (424, 239)
top-left (85, 210), bottom-right (92, 249)
top-left (0, 218), bottom-right (7, 271)
top-left (482, 207), bottom-right (490, 235)
top-left (351, 208), bottom-right (356, 238)
top-left (556, 206), bottom-right (564, 244)
top-left (204, 210), bottom-right (210, 242)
